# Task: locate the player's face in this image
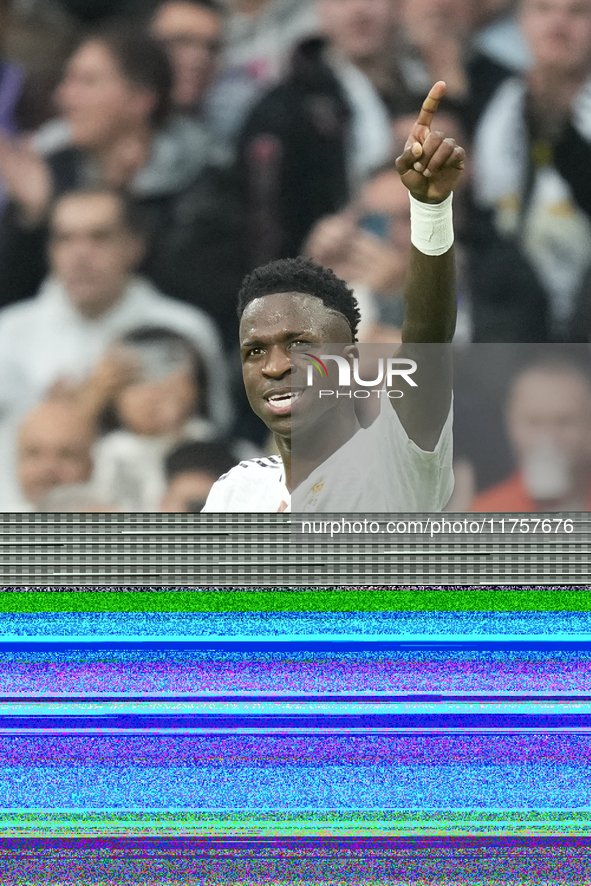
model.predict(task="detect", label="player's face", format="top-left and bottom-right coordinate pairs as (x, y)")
top-left (240, 292), bottom-right (353, 441)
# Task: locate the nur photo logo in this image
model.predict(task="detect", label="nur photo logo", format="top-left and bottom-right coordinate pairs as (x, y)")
top-left (301, 353), bottom-right (419, 396)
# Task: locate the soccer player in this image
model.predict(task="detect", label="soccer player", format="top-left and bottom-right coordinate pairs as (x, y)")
top-left (203, 82), bottom-right (466, 512)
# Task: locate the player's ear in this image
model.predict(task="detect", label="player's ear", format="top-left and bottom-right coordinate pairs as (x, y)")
top-left (343, 344), bottom-right (359, 365)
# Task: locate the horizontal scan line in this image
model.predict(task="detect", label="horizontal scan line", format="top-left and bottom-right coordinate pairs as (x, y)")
top-left (2, 727), bottom-right (591, 735)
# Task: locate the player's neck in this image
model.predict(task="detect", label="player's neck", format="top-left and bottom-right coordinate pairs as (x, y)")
top-left (276, 405), bottom-right (361, 493)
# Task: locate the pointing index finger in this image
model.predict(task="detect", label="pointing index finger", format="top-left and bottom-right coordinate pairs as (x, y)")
top-left (416, 81), bottom-right (447, 128)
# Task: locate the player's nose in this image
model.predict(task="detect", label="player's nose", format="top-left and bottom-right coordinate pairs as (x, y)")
top-left (262, 344), bottom-right (292, 376)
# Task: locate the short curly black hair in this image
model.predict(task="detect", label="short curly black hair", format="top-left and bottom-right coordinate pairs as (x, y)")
top-left (237, 257), bottom-right (361, 342)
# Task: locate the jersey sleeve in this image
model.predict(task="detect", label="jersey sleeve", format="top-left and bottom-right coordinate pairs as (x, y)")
top-left (200, 471), bottom-right (235, 512)
top-left (201, 458), bottom-right (288, 512)
top-left (374, 394), bottom-right (455, 511)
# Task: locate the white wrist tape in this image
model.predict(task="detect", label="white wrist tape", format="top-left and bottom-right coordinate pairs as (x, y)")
top-left (410, 192), bottom-right (454, 256)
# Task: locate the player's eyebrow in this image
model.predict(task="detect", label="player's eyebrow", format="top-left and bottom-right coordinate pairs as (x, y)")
top-left (241, 331), bottom-right (309, 349)
top-left (240, 338), bottom-right (265, 350)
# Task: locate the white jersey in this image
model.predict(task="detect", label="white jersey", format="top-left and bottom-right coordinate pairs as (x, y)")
top-left (203, 396), bottom-right (454, 513)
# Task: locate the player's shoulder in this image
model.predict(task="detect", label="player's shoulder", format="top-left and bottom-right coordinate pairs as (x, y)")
top-left (202, 455), bottom-right (284, 511)
top-left (216, 455), bottom-right (283, 484)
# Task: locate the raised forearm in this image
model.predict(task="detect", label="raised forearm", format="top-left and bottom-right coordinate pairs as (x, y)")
top-left (395, 247), bottom-right (455, 450)
top-left (402, 244), bottom-right (457, 343)
top-left (388, 81), bottom-right (464, 447)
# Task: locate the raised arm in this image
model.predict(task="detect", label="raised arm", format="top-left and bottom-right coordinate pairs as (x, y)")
top-left (390, 82), bottom-right (466, 449)
top-left (396, 80), bottom-right (465, 342)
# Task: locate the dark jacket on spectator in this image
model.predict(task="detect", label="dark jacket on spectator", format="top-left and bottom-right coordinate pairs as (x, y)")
top-left (0, 116), bottom-right (244, 346)
top-left (464, 52), bottom-right (514, 133)
top-left (465, 207), bottom-right (551, 342)
top-left (236, 37), bottom-right (352, 269)
top-left (31, 0), bottom-right (155, 24)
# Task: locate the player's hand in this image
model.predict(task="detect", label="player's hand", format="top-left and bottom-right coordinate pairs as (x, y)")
top-left (395, 81), bottom-right (465, 204)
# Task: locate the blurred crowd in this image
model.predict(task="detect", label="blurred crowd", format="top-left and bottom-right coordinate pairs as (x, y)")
top-left (1, 0), bottom-right (591, 512)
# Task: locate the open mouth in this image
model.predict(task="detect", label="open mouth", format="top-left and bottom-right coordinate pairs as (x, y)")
top-left (264, 390), bottom-right (304, 415)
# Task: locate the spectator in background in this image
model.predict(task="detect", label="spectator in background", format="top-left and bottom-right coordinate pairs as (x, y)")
top-left (8, 398), bottom-right (96, 511)
top-left (15, 0), bottom-right (153, 25)
top-left (0, 1), bottom-right (22, 135)
top-left (0, 187), bottom-right (230, 507)
top-left (205, 0), bottom-right (319, 142)
top-left (12, 2), bottom-right (156, 135)
top-left (91, 326), bottom-right (220, 511)
top-left (0, 1), bottom-right (26, 209)
top-left (6, 2), bottom-right (78, 134)
top-left (398, 0), bottom-right (515, 131)
top-left (444, 345), bottom-right (515, 511)
top-left (471, 356), bottom-right (591, 511)
top-left (305, 160), bottom-right (411, 343)
top-left (0, 27), bottom-right (244, 343)
top-left (150, 0), bottom-right (225, 121)
top-left (36, 481), bottom-right (117, 511)
top-left (237, 0), bottom-right (399, 270)
top-left (160, 439), bottom-right (237, 511)
top-left (399, 0), bottom-right (472, 101)
top-left (0, 188), bottom-right (229, 427)
top-left (472, 0), bottom-right (531, 73)
top-left (470, 0), bottom-right (591, 342)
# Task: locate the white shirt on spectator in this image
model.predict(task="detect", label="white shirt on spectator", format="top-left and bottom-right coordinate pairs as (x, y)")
top-left (0, 275), bottom-right (230, 509)
top-left (473, 76), bottom-right (591, 336)
top-left (327, 50), bottom-right (393, 189)
top-left (0, 275), bottom-right (230, 428)
top-left (202, 394), bottom-right (454, 512)
top-left (92, 418), bottom-right (217, 513)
